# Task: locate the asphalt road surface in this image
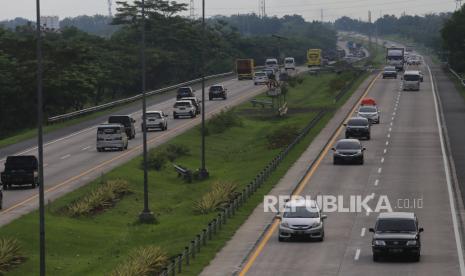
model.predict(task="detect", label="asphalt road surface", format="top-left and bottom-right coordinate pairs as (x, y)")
top-left (239, 62), bottom-right (465, 275)
top-left (0, 69), bottom-right (304, 225)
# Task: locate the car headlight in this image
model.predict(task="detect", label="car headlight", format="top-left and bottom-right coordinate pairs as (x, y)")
top-left (312, 221), bottom-right (322, 228)
top-left (281, 222), bottom-right (289, 228)
top-left (406, 240), bottom-right (417, 246)
top-left (373, 240), bottom-right (386, 246)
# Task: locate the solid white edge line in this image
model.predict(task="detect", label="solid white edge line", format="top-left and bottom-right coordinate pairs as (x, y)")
top-left (428, 65), bottom-right (465, 275)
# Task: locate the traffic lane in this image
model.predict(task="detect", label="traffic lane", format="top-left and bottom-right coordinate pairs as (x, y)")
top-left (244, 71), bottom-right (400, 275)
top-left (337, 66), bottom-right (461, 275)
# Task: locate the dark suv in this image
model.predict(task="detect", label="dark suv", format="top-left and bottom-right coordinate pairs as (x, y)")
top-left (1, 156), bottom-right (39, 189)
top-left (369, 212), bottom-right (423, 262)
top-left (345, 117), bottom-right (371, 140)
top-left (176, 87), bottom-right (195, 100)
top-left (108, 115), bottom-right (136, 139)
top-left (209, 85), bottom-right (227, 100)
top-left (332, 139), bottom-right (365, 165)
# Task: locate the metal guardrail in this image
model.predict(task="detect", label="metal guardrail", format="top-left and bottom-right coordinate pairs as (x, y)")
top-left (47, 71), bottom-right (235, 123)
top-left (449, 67), bottom-right (465, 88)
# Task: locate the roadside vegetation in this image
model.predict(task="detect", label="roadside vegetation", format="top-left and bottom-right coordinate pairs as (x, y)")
top-left (0, 68), bottom-right (369, 275)
top-left (0, 238), bottom-right (25, 274)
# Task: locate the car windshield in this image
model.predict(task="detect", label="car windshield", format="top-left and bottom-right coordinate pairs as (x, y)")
top-left (178, 88), bottom-right (191, 94)
top-left (147, 113), bottom-right (161, 119)
top-left (348, 119), bottom-right (368, 126)
top-left (174, 102), bottom-right (190, 107)
top-left (336, 141), bottom-right (361, 150)
top-left (109, 117), bottom-right (130, 126)
top-left (359, 107), bottom-right (377, 113)
top-left (98, 127), bottom-right (121, 135)
top-left (376, 219), bottom-right (417, 232)
top-left (404, 74), bottom-right (420, 81)
top-left (5, 156), bottom-right (37, 169)
top-left (266, 61), bottom-right (277, 66)
top-left (384, 67), bottom-right (395, 71)
top-left (285, 59), bottom-right (294, 64)
top-left (283, 206), bottom-right (319, 218)
top-left (255, 72), bottom-right (266, 77)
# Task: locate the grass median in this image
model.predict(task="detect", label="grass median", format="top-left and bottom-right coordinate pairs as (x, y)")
top-left (0, 70), bottom-right (369, 275)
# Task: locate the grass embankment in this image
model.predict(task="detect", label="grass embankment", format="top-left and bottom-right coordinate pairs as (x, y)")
top-left (0, 71), bottom-right (367, 275)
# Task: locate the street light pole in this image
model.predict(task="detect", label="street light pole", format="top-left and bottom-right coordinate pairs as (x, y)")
top-left (199, 0), bottom-right (209, 179)
top-left (35, 0), bottom-right (46, 275)
top-left (139, 0), bottom-right (156, 224)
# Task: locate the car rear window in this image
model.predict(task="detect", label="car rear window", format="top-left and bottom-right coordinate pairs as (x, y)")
top-left (98, 127), bottom-right (121, 134)
top-left (210, 86), bottom-right (223, 91)
top-left (266, 61), bottom-right (277, 66)
top-left (5, 156), bottom-right (37, 169)
top-left (109, 116), bottom-right (130, 126)
top-left (359, 106), bottom-right (377, 112)
top-left (147, 113), bottom-right (162, 119)
top-left (174, 102), bottom-right (190, 107)
top-left (255, 72), bottom-right (266, 77)
top-left (376, 219), bottom-right (416, 232)
top-left (178, 88), bottom-right (192, 94)
top-left (404, 74), bottom-right (420, 81)
top-left (348, 118), bottom-right (368, 126)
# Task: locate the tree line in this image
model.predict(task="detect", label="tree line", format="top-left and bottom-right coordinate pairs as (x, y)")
top-left (441, 5), bottom-right (465, 73)
top-left (0, 0), bottom-right (337, 138)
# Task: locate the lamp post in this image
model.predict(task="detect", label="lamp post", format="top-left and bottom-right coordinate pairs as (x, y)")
top-left (139, 0), bottom-right (156, 224)
top-left (199, 0), bottom-right (209, 179)
top-left (35, 0), bottom-right (46, 275)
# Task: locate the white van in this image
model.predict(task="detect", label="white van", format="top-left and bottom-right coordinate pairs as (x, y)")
top-left (402, 70), bottom-right (421, 91)
top-left (265, 58), bottom-right (279, 72)
top-left (96, 124), bottom-right (128, 152)
top-left (284, 57), bottom-right (296, 70)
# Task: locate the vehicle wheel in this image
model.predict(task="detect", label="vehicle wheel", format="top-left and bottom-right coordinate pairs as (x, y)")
top-left (173, 113), bottom-right (178, 119)
top-left (333, 158), bottom-right (338, 165)
top-left (278, 236), bottom-right (285, 242)
top-left (125, 144), bottom-right (128, 150)
top-left (366, 134), bottom-right (371, 140)
top-left (413, 254), bottom-right (420, 262)
top-left (317, 231), bottom-right (325, 242)
top-left (254, 82), bottom-right (258, 85)
top-left (119, 147), bottom-right (124, 151)
top-left (373, 254), bottom-right (380, 262)
top-left (359, 157), bottom-right (364, 165)
top-left (209, 97), bottom-right (212, 101)
top-left (3, 184), bottom-right (8, 191)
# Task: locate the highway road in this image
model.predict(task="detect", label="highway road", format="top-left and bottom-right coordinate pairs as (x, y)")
top-left (238, 62), bottom-right (465, 275)
top-left (0, 68), bottom-right (304, 225)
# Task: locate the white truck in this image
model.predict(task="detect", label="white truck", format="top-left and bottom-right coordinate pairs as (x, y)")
top-left (386, 47), bottom-right (405, 71)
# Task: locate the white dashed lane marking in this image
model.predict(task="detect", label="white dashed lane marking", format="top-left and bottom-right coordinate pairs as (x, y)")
top-left (60, 154), bottom-right (71, 160)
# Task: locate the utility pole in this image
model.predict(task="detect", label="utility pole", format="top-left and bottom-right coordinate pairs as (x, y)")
top-left (35, 0), bottom-right (46, 275)
top-left (320, 9), bottom-right (324, 23)
top-left (368, 10), bottom-right (372, 52)
top-left (259, 0), bottom-right (266, 18)
top-left (199, 0), bottom-right (209, 180)
top-left (107, 0), bottom-right (113, 17)
top-left (190, 0), bottom-right (195, 19)
top-left (139, 0), bottom-right (156, 224)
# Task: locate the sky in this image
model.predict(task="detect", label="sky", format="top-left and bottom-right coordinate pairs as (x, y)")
top-left (0, 0), bottom-right (458, 22)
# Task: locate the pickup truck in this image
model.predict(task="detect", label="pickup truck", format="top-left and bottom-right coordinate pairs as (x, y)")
top-left (1, 156), bottom-right (39, 189)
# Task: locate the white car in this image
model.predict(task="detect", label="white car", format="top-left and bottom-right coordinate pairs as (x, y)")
top-left (284, 57), bottom-right (296, 70)
top-left (254, 71), bottom-right (269, 85)
top-left (173, 100), bottom-right (196, 119)
top-left (143, 111), bottom-right (168, 131)
top-left (276, 198), bottom-right (327, 242)
top-left (357, 105), bottom-right (380, 124)
top-left (96, 124), bottom-right (128, 152)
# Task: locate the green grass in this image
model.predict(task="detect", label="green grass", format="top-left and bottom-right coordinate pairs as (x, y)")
top-left (0, 71), bottom-right (369, 275)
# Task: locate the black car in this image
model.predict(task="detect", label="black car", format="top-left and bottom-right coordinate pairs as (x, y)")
top-left (1, 156), bottom-right (39, 190)
top-left (108, 115), bottom-right (136, 139)
top-left (0, 186), bottom-right (3, 209)
top-left (209, 85), bottom-right (227, 100)
top-left (382, 66), bottom-right (397, 79)
top-left (332, 139), bottom-right (365, 165)
top-left (345, 117), bottom-right (371, 140)
top-left (176, 87), bottom-right (195, 100)
top-left (370, 212), bottom-right (423, 262)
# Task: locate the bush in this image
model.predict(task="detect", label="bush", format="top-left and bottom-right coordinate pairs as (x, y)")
top-left (266, 125), bottom-right (300, 149)
top-left (204, 109), bottom-right (243, 135)
top-left (110, 246), bottom-right (169, 276)
top-left (193, 181), bottom-right (238, 214)
top-left (66, 179), bottom-right (131, 217)
top-left (0, 238), bottom-right (25, 274)
top-left (164, 144), bottom-right (190, 162)
top-left (146, 151), bottom-right (167, 171)
top-left (288, 75), bottom-right (305, 87)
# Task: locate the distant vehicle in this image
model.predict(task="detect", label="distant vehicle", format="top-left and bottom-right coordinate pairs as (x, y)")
top-left (361, 97), bottom-right (377, 106)
top-left (284, 57), bottom-right (296, 70)
top-left (358, 105), bottom-right (380, 124)
top-left (276, 198), bottom-right (327, 242)
top-left (108, 115), bottom-right (136, 139)
top-left (386, 47), bottom-right (405, 71)
top-left (402, 71), bottom-right (421, 91)
top-left (181, 97), bottom-right (201, 115)
top-left (1, 156), bottom-right (39, 189)
top-left (383, 66), bottom-right (398, 79)
top-left (307, 49), bottom-right (322, 67)
top-left (337, 49), bottom-right (346, 59)
top-left (370, 212), bottom-right (423, 262)
top-left (332, 139), bottom-right (365, 165)
top-left (236, 59), bottom-right (255, 80)
top-left (143, 111), bottom-right (168, 131)
top-left (176, 87), bottom-right (195, 100)
top-left (345, 117), bottom-right (371, 140)
top-left (254, 71), bottom-right (269, 85)
top-left (97, 124), bottom-right (129, 152)
top-left (209, 85), bottom-right (227, 100)
top-left (173, 100), bottom-right (196, 119)
top-left (263, 69), bottom-right (275, 78)
top-left (419, 71), bottom-right (424, 82)
top-left (265, 58), bottom-right (279, 72)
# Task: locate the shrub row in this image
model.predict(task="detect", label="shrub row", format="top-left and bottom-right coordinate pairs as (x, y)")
top-left (144, 144), bottom-right (190, 171)
top-left (193, 181), bottom-right (238, 214)
top-left (109, 246), bottom-right (169, 276)
top-left (65, 179), bottom-right (131, 217)
top-left (0, 238), bottom-right (25, 274)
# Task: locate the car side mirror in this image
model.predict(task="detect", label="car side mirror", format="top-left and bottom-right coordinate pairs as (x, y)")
top-left (369, 228), bottom-right (375, 233)
top-left (343, 123), bottom-right (347, 127)
top-left (321, 215), bottom-right (327, 220)
top-left (331, 147), bottom-right (336, 151)
top-left (419, 227), bottom-right (424, 233)
top-left (275, 215), bottom-right (282, 220)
